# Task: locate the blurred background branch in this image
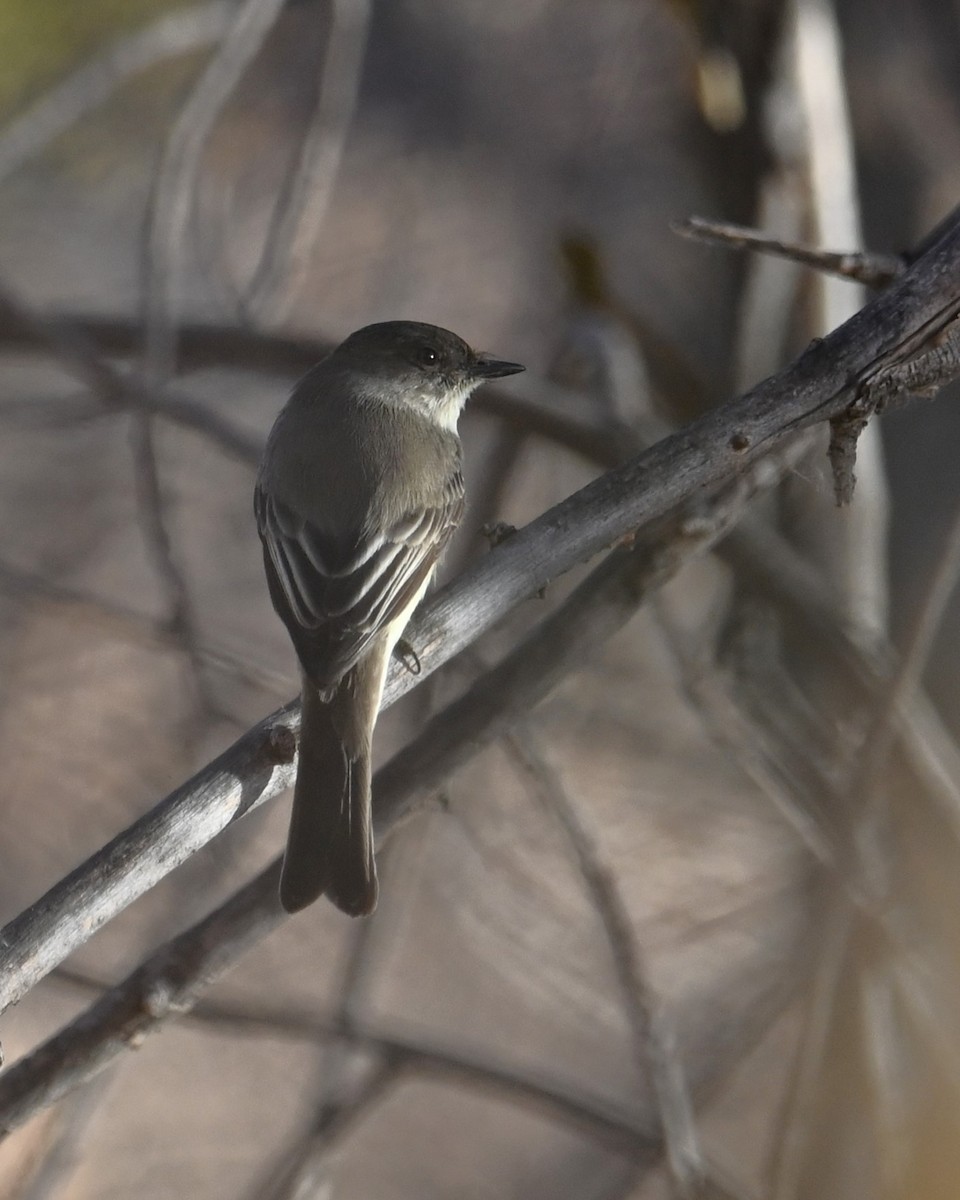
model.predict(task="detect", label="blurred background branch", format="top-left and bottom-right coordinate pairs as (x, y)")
top-left (2, 2), bottom-right (960, 1198)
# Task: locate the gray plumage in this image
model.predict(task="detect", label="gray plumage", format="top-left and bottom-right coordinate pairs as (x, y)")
top-left (255, 321), bottom-right (523, 916)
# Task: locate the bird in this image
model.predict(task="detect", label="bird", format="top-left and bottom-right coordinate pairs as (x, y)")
top-left (255, 321), bottom-right (524, 916)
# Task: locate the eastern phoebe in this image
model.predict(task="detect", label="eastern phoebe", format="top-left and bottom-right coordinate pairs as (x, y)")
top-left (256, 321), bottom-right (524, 916)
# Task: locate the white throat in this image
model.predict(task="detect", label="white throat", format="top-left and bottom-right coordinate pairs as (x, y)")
top-left (433, 377), bottom-right (482, 431)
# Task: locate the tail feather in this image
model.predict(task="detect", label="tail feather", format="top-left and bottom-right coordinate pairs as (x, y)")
top-left (280, 673), bottom-right (378, 916)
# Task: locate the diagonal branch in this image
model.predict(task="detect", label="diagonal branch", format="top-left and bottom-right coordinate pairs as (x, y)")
top-left (0, 436), bottom-right (806, 1128)
top-left (1, 205), bottom-right (959, 1018)
top-left (673, 217), bottom-right (903, 289)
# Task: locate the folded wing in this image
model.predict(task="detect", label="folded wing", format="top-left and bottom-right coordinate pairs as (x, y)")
top-left (255, 477), bottom-right (464, 693)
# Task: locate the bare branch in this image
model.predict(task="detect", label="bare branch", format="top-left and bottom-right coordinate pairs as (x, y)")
top-left (770, 449), bottom-right (960, 1200)
top-left (2, 205), bottom-right (959, 1018)
top-left (255, 1061), bottom-right (400, 1200)
top-left (142, 0), bottom-right (287, 378)
top-left (258, 902), bottom-right (385, 1199)
top-left (865, 320), bottom-right (960, 405)
top-left (241, 0), bottom-right (372, 322)
top-left (768, 901), bottom-right (852, 1200)
top-left (0, 281), bottom-right (262, 464)
top-left (505, 730), bottom-right (710, 1197)
top-left (38, 963), bottom-right (666, 1163)
top-left (828, 322), bottom-right (960, 509)
top-left (673, 217), bottom-right (902, 289)
top-left (0, 309), bottom-right (325, 376)
top-left (0, 864), bottom-right (286, 1136)
top-left (0, 282), bottom-right (628, 470)
top-left (0, 437), bottom-right (806, 1125)
top-left (852, 492), bottom-right (960, 817)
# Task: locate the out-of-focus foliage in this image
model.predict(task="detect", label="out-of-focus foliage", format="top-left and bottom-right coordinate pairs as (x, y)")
top-left (0, 1), bottom-right (179, 112)
top-left (1, 1), bottom-right (960, 1198)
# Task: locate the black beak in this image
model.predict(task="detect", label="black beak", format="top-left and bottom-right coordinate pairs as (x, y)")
top-left (473, 353), bottom-right (525, 380)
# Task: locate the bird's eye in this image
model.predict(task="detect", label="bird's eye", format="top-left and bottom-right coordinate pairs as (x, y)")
top-left (414, 345), bottom-right (439, 367)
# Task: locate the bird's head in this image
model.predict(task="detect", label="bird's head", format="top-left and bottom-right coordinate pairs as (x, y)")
top-left (333, 320), bottom-right (524, 430)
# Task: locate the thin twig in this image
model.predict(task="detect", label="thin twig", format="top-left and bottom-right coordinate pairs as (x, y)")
top-left (127, 411), bottom-right (221, 719)
top-left (134, 0), bottom-right (288, 715)
top-left (257, 905), bottom-right (384, 1200)
top-left (769, 466), bottom-right (960, 1200)
top-left (505, 730), bottom-right (711, 1198)
top-left (30, 954), bottom-right (773, 1194)
top-left (241, 0), bottom-right (372, 322)
top-left (853, 495), bottom-right (960, 806)
top-left (657, 626), bottom-right (839, 869)
top-left (0, 282), bottom-right (262, 464)
top-left (768, 900), bottom-right (852, 1200)
top-left (673, 217), bottom-right (902, 289)
top-left (255, 1061), bottom-right (400, 1200)
top-left (42, 963), bottom-right (665, 1163)
top-left (141, 0), bottom-right (288, 379)
top-left (0, 286), bottom-right (259, 723)
top-left (0, 309), bottom-right (327, 376)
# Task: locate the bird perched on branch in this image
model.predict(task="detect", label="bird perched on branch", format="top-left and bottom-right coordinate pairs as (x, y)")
top-left (256, 321), bottom-right (524, 916)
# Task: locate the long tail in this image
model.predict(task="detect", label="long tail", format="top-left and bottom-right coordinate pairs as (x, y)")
top-left (280, 656), bottom-right (385, 916)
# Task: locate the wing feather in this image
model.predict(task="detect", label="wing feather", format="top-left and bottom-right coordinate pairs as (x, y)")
top-left (255, 477), bottom-right (464, 692)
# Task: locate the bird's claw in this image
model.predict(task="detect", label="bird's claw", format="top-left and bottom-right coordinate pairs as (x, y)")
top-left (394, 636), bottom-right (422, 676)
